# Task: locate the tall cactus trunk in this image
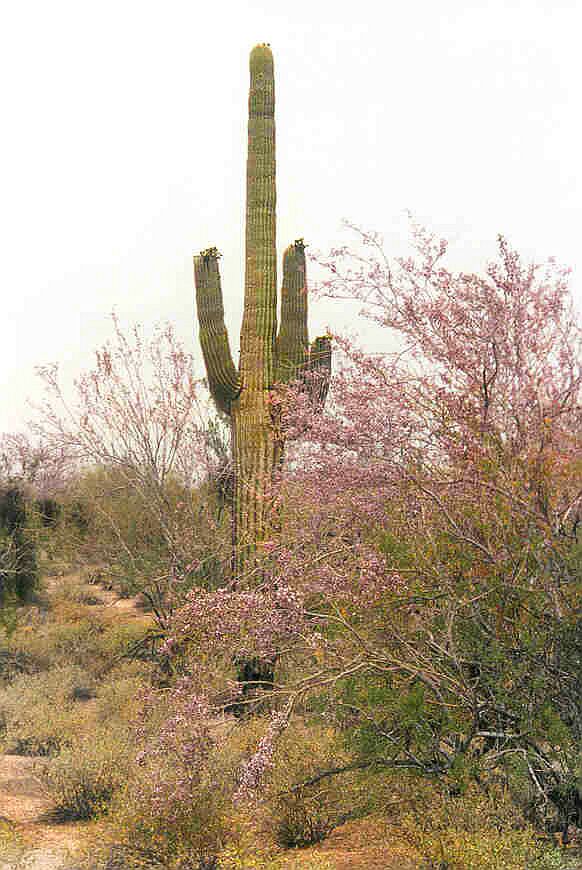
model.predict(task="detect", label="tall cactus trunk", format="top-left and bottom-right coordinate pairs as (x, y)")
top-left (233, 44), bottom-right (277, 579)
top-left (194, 45), bottom-right (331, 587)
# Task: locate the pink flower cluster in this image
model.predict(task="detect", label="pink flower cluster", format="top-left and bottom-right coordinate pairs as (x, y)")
top-left (164, 583), bottom-right (306, 661)
top-left (234, 710), bottom-right (289, 800)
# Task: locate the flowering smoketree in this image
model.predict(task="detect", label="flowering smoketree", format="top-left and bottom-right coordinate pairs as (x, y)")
top-left (33, 315), bottom-right (229, 624)
top-left (165, 225), bottom-right (582, 832)
top-left (273, 225), bottom-right (582, 828)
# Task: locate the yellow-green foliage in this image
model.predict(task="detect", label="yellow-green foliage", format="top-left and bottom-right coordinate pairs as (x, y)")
top-left (39, 721), bottom-right (132, 821)
top-left (35, 663), bottom-right (150, 819)
top-left (263, 721), bottom-right (367, 848)
top-left (398, 785), bottom-right (567, 870)
top-left (57, 465), bottom-right (229, 600)
top-left (5, 579), bottom-right (154, 680)
top-left (94, 661), bottom-right (152, 725)
top-left (104, 717), bottom-right (275, 868)
top-left (6, 594), bottom-right (107, 672)
top-left (0, 665), bottom-right (94, 755)
top-left (107, 706), bottom-right (238, 868)
top-left (0, 818), bottom-right (26, 866)
top-left (95, 620), bottom-right (155, 664)
top-left (218, 844), bottom-right (336, 870)
top-left (110, 761), bottom-right (231, 869)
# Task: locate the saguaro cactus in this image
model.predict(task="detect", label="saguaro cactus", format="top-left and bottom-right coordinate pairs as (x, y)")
top-left (194, 44), bottom-right (331, 581)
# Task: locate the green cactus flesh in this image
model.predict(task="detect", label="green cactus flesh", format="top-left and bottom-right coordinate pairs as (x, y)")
top-left (194, 45), bottom-right (331, 579)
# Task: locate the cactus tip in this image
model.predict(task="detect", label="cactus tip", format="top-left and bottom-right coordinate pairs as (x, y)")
top-left (250, 43), bottom-right (274, 69)
top-left (199, 247), bottom-right (222, 261)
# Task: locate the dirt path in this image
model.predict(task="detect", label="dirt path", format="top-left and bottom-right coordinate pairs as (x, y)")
top-left (0, 755), bottom-right (83, 869)
top-left (278, 817), bottom-right (420, 870)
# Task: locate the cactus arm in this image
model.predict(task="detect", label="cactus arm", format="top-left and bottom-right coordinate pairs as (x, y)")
top-left (239, 43), bottom-right (278, 391)
top-left (308, 335), bottom-right (332, 410)
top-left (194, 248), bottom-right (241, 415)
top-left (275, 239), bottom-right (309, 384)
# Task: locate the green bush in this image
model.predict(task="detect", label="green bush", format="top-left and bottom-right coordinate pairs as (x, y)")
top-left (105, 692), bottom-right (240, 870)
top-left (411, 829), bottom-right (573, 870)
top-left (111, 760), bottom-right (230, 869)
top-left (263, 722), bottom-right (367, 848)
top-left (40, 723), bottom-right (131, 820)
top-left (6, 602), bottom-right (108, 673)
top-left (0, 486), bottom-right (37, 602)
top-left (95, 620), bottom-right (157, 665)
top-left (0, 665), bottom-right (94, 755)
top-left (397, 785), bottom-right (574, 870)
top-left (94, 662), bottom-right (152, 726)
top-left (0, 646), bottom-right (37, 686)
top-left (0, 817), bottom-right (26, 866)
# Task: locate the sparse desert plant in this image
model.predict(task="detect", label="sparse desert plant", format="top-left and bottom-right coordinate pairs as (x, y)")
top-left (8, 609), bottom-right (107, 672)
top-left (6, 591), bottom-right (156, 677)
top-left (95, 619), bottom-right (159, 668)
top-left (0, 645), bottom-right (37, 686)
top-left (40, 722), bottom-right (132, 820)
top-left (397, 785), bottom-right (571, 870)
top-left (0, 817), bottom-right (26, 867)
top-left (94, 662), bottom-right (152, 726)
top-left (218, 844), bottom-right (336, 870)
top-left (262, 722), bottom-right (367, 848)
top-left (0, 665), bottom-right (94, 755)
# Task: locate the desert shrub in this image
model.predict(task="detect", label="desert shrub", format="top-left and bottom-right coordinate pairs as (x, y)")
top-left (95, 619), bottom-right (158, 665)
top-left (0, 665), bottom-right (94, 754)
top-left (6, 598), bottom-right (112, 674)
top-left (50, 574), bottom-right (104, 607)
top-left (60, 463), bottom-right (228, 623)
top-left (40, 722), bottom-right (132, 820)
top-left (0, 485), bottom-right (37, 602)
top-left (0, 817), bottom-right (26, 866)
top-left (94, 662), bottom-right (152, 725)
top-left (108, 690), bottom-right (237, 870)
top-left (398, 785), bottom-right (572, 870)
top-left (43, 617), bottom-right (105, 666)
top-left (112, 758), bottom-right (230, 868)
top-left (218, 845), bottom-right (336, 870)
top-left (263, 721), bottom-right (368, 848)
top-left (0, 645), bottom-right (38, 686)
top-left (411, 829), bottom-right (572, 870)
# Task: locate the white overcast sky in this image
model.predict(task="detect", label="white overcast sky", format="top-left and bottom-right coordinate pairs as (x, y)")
top-left (1, 0), bottom-right (581, 432)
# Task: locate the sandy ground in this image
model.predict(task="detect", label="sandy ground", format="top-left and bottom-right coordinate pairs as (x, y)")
top-left (277, 817), bottom-right (420, 870)
top-left (0, 755), bottom-right (83, 869)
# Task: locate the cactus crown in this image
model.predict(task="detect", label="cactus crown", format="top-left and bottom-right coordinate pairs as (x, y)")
top-left (200, 247), bottom-right (222, 262)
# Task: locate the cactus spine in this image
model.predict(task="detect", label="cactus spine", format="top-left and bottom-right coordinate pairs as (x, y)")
top-left (194, 44), bottom-right (331, 580)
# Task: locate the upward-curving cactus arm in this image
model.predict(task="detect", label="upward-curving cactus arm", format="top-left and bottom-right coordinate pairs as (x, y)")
top-left (275, 239), bottom-right (332, 409)
top-left (308, 334), bottom-right (332, 410)
top-left (194, 248), bottom-right (241, 415)
top-left (275, 239), bottom-right (309, 384)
